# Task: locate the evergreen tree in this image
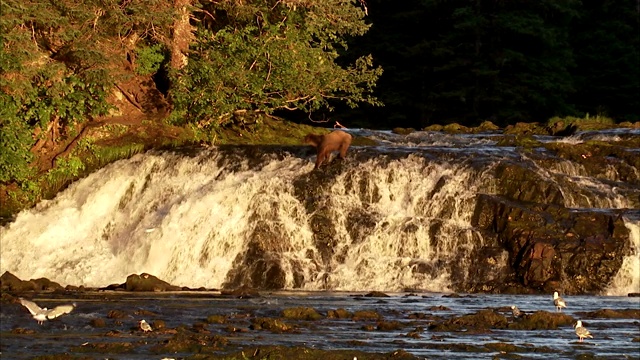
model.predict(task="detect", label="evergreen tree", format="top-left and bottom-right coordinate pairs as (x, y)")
top-left (570, 0), bottom-right (640, 121)
top-left (347, 0), bottom-right (581, 128)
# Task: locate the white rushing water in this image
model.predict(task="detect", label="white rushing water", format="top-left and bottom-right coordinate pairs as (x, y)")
top-left (1, 141), bottom-right (637, 294)
top-left (0, 149), bottom-right (493, 291)
top-left (605, 218), bottom-right (640, 295)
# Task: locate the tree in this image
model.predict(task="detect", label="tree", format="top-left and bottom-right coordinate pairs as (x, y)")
top-left (344, 0), bottom-right (581, 128)
top-left (0, 0), bottom-right (174, 183)
top-left (569, 0), bottom-right (640, 121)
top-left (169, 0), bottom-right (382, 127)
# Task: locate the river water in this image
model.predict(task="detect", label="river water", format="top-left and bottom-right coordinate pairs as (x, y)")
top-left (0, 291), bottom-right (639, 359)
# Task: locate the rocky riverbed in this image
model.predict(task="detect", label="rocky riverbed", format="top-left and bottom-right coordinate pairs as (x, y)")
top-left (2, 273), bottom-right (640, 359)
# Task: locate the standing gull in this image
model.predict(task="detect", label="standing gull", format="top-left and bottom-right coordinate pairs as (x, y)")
top-left (139, 319), bottom-right (152, 332)
top-left (574, 320), bottom-right (593, 342)
top-left (553, 291), bottom-right (567, 312)
top-left (511, 305), bottom-right (523, 318)
top-left (19, 298), bottom-right (75, 325)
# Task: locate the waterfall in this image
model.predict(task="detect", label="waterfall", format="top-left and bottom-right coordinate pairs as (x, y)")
top-left (303, 154), bottom-right (495, 292)
top-left (1, 131), bottom-right (637, 294)
top-left (605, 218), bottom-right (640, 295)
top-left (0, 148), bottom-right (494, 291)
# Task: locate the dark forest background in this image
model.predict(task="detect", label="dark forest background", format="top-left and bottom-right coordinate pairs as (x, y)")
top-left (332, 0), bottom-right (640, 129)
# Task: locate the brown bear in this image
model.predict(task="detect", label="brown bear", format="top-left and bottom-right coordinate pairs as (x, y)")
top-left (304, 130), bottom-right (353, 169)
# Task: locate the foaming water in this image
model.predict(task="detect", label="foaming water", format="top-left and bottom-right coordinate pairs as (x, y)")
top-left (0, 150), bottom-right (493, 291)
top-left (308, 155), bottom-right (495, 291)
top-left (0, 151), bottom-right (309, 288)
top-left (1, 129), bottom-right (637, 294)
top-left (606, 218), bottom-right (640, 295)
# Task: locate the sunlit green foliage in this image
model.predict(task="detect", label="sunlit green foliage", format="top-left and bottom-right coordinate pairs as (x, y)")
top-left (0, 0), bottom-right (173, 185)
top-left (170, 0), bottom-right (382, 127)
top-left (135, 44), bottom-right (167, 76)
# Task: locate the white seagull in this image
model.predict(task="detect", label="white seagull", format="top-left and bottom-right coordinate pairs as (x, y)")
top-left (574, 320), bottom-right (593, 342)
top-left (511, 305), bottom-right (523, 318)
top-left (19, 298), bottom-right (75, 325)
top-left (553, 291), bottom-right (567, 312)
top-left (139, 319), bottom-right (152, 332)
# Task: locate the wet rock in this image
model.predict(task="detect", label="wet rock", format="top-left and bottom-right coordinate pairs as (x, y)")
top-left (11, 328), bottom-right (36, 334)
top-left (471, 194), bottom-right (631, 294)
top-left (151, 331), bottom-right (227, 353)
top-left (134, 309), bottom-right (157, 317)
top-left (575, 309), bottom-right (640, 319)
top-left (407, 312), bottom-right (444, 321)
top-left (107, 309), bottom-right (128, 319)
top-left (223, 219), bottom-right (288, 290)
top-left (546, 120), bottom-right (578, 136)
top-left (504, 122), bottom-right (548, 136)
top-left (221, 346), bottom-right (421, 360)
top-left (392, 127), bottom-right (415, 135)
top-left (282, 307), bottom-right (323, 320)
top-left (327, 308), bottom-right (352, 319)
top-left (470, 121), bottom-right (500, 133)
top-left (484, 342), bottom-right (520, 353)
top-left (0, 271), bottom-right (38, 292)
top-left (0, 292), bottom-right (16, 303)
top-left (124, 273), bottom-right (181, 292)
top-left (220, 286), bottom-right (260, 298)
top-left (365, 291), bottom-right (391, 297)
top-left (442, 293), bottom-right (462, 298)
top-left (89, 318), bottom-right (106, 328)
top-left (508, 311), bottom-right (574, 330)
top-left (71, 342), bottom-right (134, 353)
top-left (192, 321), bottom-right (210, 333)
top-left (31, 277), bottom-right (64, 291)
top-left (99, 283), bottom-right (125, 291)
top-left (376, 320), bottom-right (404, 331)
top-left (152, 319), bottom-right (166, 330)
top-left (443, 123), bottom-right (471, 134)
top-left (353, 310), bottom-right (383, 321)
top-left (429, 309), bottom-right (508, 332)
top-left (423, 124), bottom-right (444, 131)
top-left (362, 324), bottom-right (376, 331)
top-left (206, 314), bottom-right (227, 324)
top-left (250, 317), bottom-right (292, 332)
top-left (629, 293), bottom-right (640, 297)
top-left (65, 285), bottom-right (85, 292)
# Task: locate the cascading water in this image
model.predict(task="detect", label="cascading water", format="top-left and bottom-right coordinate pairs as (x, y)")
top-left (606, 218), bottom-right (640, 295)
top-left (302, 154), bottom-right (496, 291)
top-left (1, 129), bottom-right (638, 294)
top-left (0, 148), bottom-right (496, 292)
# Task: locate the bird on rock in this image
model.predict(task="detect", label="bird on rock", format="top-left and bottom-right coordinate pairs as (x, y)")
top-left (574, 320), bottom-right (593, 342)
top-left (511, 305), bottom-right (523, 318)
top-left (553, 291), bottom-right (567, 312)
top-left (139, 319), bottom-right (152, 332)
top-left (19, 298), bottom-right (75, 325)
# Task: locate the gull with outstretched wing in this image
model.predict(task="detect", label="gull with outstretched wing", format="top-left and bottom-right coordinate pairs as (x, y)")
top-left (19, 298), bottom-right (75, 325)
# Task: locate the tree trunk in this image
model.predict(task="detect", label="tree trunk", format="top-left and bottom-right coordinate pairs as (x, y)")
top-left (170, 0), bottom-right (195, 70)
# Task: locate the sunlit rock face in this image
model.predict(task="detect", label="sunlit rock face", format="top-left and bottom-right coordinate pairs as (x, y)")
top-left (1, 128), bottom-right (638, 295)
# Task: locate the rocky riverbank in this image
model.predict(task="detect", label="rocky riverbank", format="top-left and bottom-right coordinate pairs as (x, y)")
top-left (2, 272), bottom-right (639, 359)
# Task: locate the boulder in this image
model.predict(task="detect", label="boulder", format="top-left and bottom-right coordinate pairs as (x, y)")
top-left (125, 273), bottom-right (181, 292)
